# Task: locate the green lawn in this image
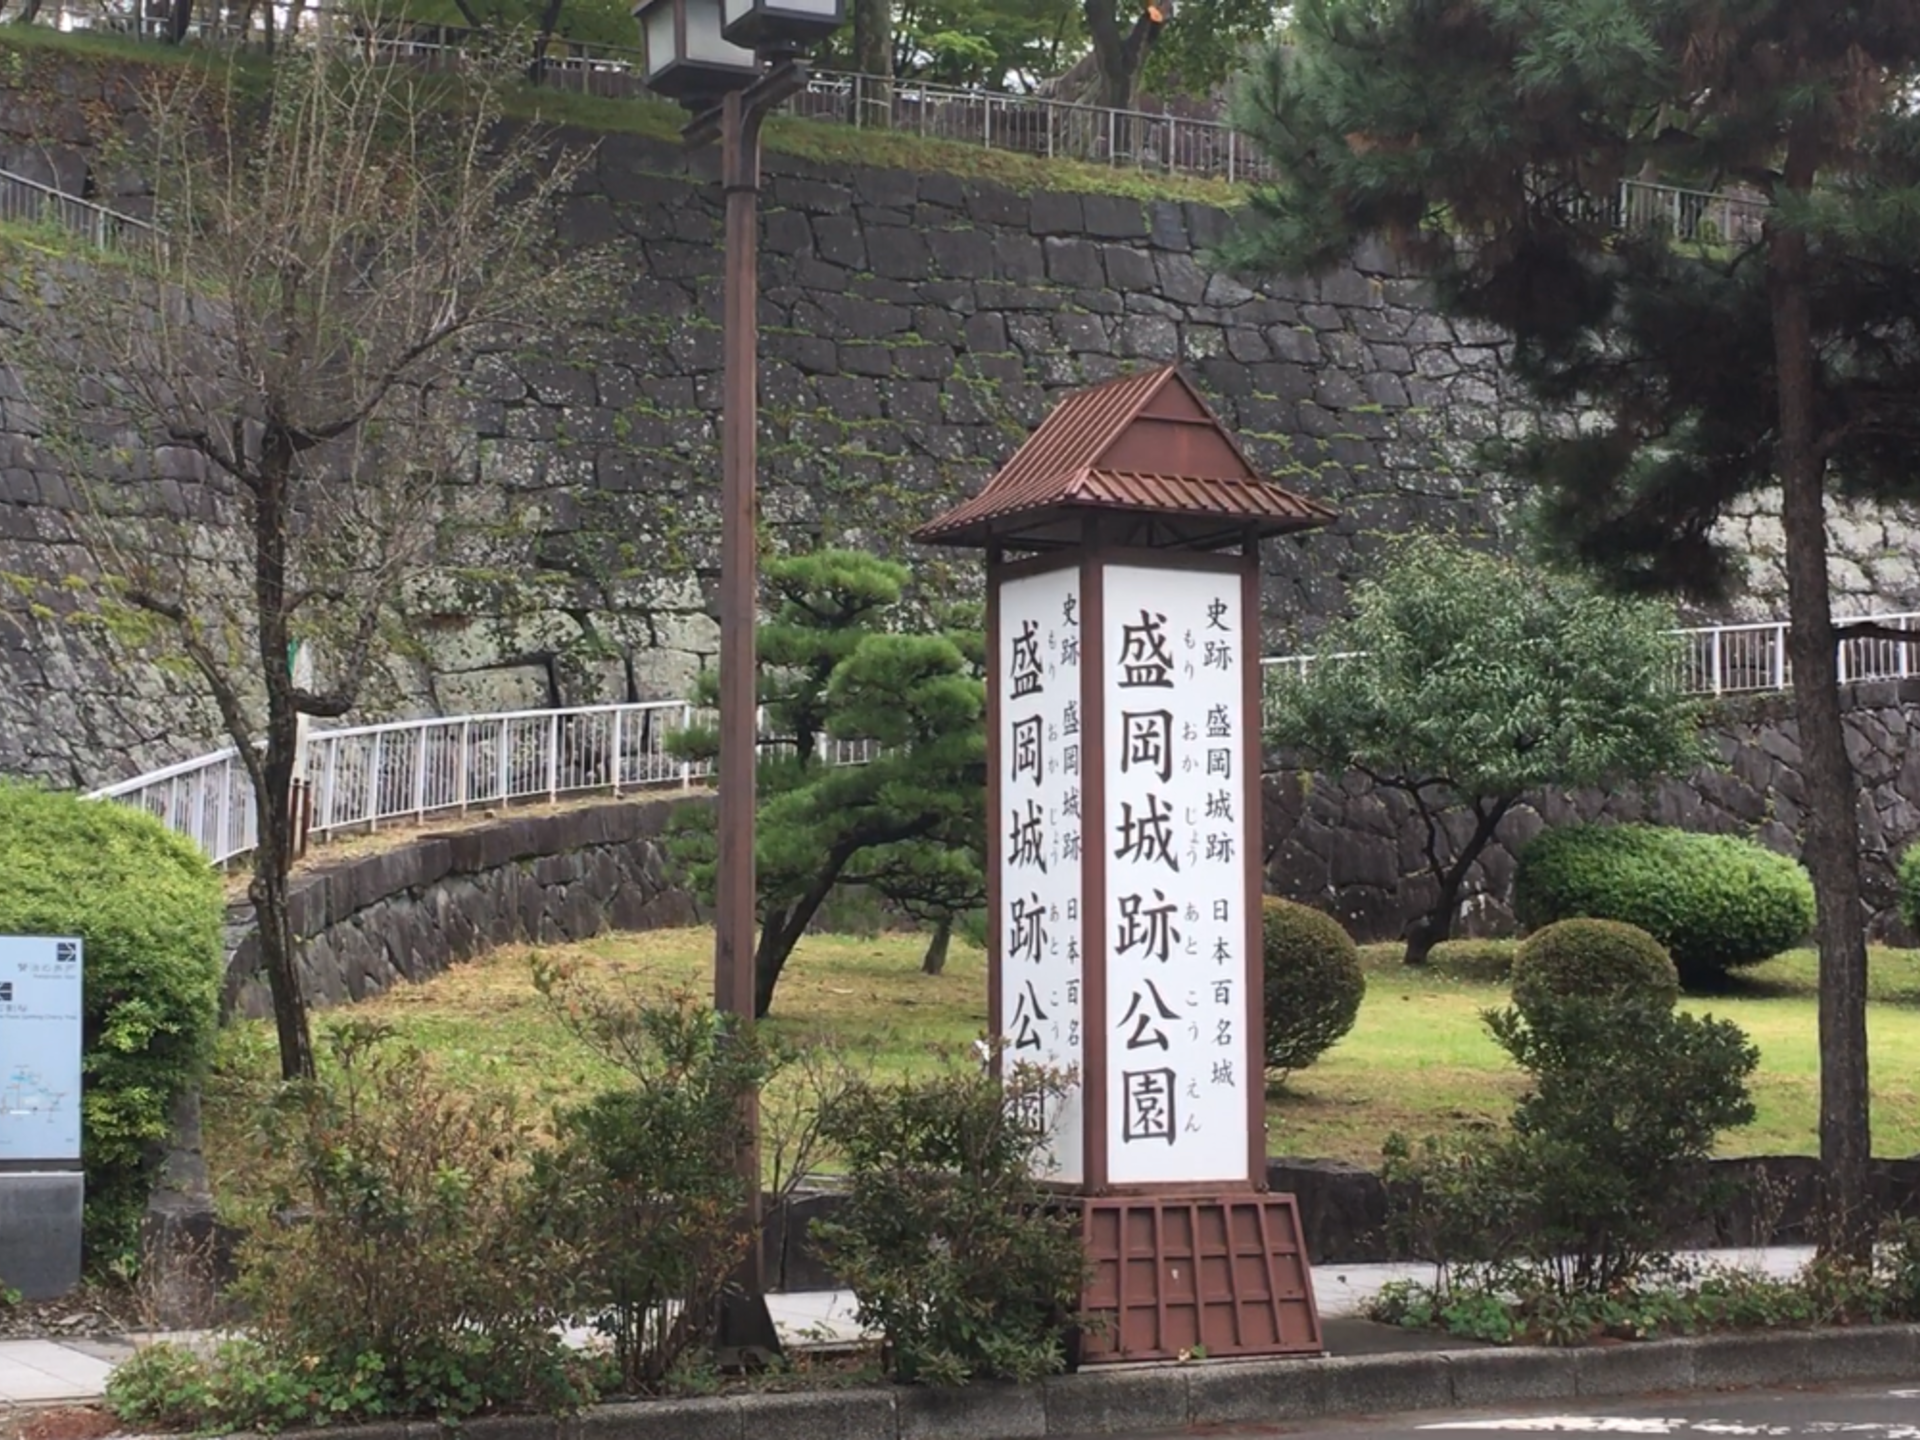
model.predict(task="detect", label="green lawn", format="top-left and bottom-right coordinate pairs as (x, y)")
top-left (1280, 943), bottom-right (1920, 1161)
top-left (202, 928), bottom-right (1920, 1214)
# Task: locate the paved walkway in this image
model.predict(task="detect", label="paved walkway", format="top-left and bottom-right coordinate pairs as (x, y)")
top-left (0, 1247), bottom-right (1820, 1408)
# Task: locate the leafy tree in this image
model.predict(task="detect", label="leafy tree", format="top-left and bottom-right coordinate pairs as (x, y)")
top-left (815, 0), bottom-right (1083, 90)
top-left (1226, 0), bottom-right (1920, 1250)
top-left (670, 551), bottom-right (986, 1015)
top-left (1266, 539), bottom-right (1703, 966)
top-left (1140, 0), bottom-right (1283, 101)
top-left (8, 45), bottom-right (602, 1080)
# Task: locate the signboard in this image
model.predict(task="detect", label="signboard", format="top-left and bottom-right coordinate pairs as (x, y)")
top-left (997, 565), bottom-right (1085, 1184)
top-left (1101, 565), bottom-right (1249, 1185)
top-left (0, 936), bottom-right (84, 1163)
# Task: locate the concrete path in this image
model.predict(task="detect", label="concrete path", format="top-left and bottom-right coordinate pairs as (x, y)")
top-left (0, 1246), bottom-right (1823, 1408)
top-left (0, 1340), bottom-right (117, 1405)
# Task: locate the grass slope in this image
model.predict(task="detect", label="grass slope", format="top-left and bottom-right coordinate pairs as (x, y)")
top-left (0, 25), bottom-right (1239, 205)
top-left (203, 926), bottom-right (1920, 1218)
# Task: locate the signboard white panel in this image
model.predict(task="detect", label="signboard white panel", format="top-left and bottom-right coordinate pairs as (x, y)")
top-left (1101, 566), bottom-right (1249, 1185)
top-left (996, 565), bottom-right (1085, 1185)
top-left (0, 936), bottom-right (84, 1163)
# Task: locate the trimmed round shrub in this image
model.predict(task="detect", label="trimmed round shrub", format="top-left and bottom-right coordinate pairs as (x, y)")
top-left (0, 781), bottom-right (224, 1267)
top-left (1510, 918), bottom-right (1680, 1018)
top-left (1898, 844), bottom-right (1920, 939)
top-left (1427, 938), bottom-right (1519, 983)
top-left (1515, 823), bottom-right (1814, 986)
top-left (1261, 898), bottom-right (1365, 1077)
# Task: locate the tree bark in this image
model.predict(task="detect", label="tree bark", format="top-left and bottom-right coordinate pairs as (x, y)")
top-left (851, 0), bottom-right (892, 129)
top-left (1402, 797), bottom-right (1513, 966)
top-left (528, 0), bottom-right (566, 86)
top-left (921, 914), bottom-right (953, 975)
top-left (1084, 0), bottom-right (1134, 111)
top-left (1770, 138), bottom-right (1872, 1258)
top-left (752, 859), bottom-right (847, 1017)
top-left (252, 429), bottom-right (317, 1082)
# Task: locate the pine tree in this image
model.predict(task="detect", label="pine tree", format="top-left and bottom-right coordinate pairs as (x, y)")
top-left (669, 552), bottom-right (985, 1015)
top-left (1226, 0), bottom-right (1920, 1253)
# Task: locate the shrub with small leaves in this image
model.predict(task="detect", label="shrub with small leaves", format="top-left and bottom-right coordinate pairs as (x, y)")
top-left (1515, 824), bottom-right (1814, 985)
top-left (1427, 939), bottom-right (1519, 983)
top-left (530, 973), bottom-right (780, 1396)
top-left (0, 780), bottom-right (223, 1268)
top-left (1510, 919), bottom-right (1679, 1019)
top-left (1261, 898), bottom-right (1365, 1078)
top-left (811, 1061), bottom-right (1087, 1385)
top-left (229, 1022), bottom-right (592, 1424)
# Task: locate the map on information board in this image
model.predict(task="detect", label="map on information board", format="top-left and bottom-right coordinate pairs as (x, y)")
top-left (0, 936), bottom-right (84, 1162)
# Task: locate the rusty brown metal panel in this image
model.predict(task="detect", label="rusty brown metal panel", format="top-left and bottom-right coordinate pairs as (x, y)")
top-left (914, 366), bottom-right (1338, 549)
top-left (1075, 1194), bottom-right (1322, 1364)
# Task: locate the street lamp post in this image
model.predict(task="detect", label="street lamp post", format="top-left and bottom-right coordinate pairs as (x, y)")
top-left (632, 0), bottom-right (844, 1365)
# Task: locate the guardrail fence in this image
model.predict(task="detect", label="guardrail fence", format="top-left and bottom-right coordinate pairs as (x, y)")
top-left (1264, 611), bottom-right (1920, 698)
top-left (0, 166), bottom-right (156, 251)
top-left (89, 610), bottom-right (1920, 868)
top-left (86, 698), bottom-right (884, 868)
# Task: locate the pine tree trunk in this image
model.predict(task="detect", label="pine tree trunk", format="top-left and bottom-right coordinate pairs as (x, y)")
top-left (1769, 148), bottom-right (1872, 1259)
top-left (921, 914), bottom-right (953, 975)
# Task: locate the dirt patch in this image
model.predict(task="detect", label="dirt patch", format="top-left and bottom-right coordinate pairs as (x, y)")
top-left (2, 1407), bottom-right (122, 1440)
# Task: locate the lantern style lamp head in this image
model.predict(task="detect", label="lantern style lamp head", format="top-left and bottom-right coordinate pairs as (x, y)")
top-left (633, 0), bottom-right (758, 104)
top-left (720, 0), bottom-right (843, 50)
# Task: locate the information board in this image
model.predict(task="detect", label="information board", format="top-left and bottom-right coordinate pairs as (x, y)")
top-left (1101, 566), bottom-right (1250, 1185)
top-left (996, 564), bottom-right (1086, 1185)
top-left (0, 936), bottom-right (84, 1163)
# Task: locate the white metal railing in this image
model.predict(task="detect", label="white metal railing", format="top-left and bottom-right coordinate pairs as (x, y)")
top-left (92, 608), bottom-right (1918, 866)
top-left (0, 166), bottom-right (156, 251)
top-left (86, 699), bottom-right (881, 867)
top-left (789, 69), bottom-right (1274, 181)
top-left (31, 5), bottom-right (1771, 204)
top-left (1263, 611), bottom-right (1920, 698)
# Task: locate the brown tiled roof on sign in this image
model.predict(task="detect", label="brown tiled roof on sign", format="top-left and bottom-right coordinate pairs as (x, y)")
top-left (915, 364), bottom-right (1337, 548)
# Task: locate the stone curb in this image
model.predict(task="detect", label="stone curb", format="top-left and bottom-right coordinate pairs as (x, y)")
top-left (245, 1324), bottom-right (1920, 1440)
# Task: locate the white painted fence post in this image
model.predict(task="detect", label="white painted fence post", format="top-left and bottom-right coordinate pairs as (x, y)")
top-left (1710, 628), bottom-right (1724, 694)
top-left (681, 704), bottom-right (694, 789)
top-left (321, 738), bottom-right (338, 836)
top-left (1773, 624), bottom-right (1787, 691)
top-left (612, 708), bottom-right (624, 796)
top-left (413, 725), bottom-right (429, 820)
top-left (217, 756), bottom-right (232, 865)
top-left (547, 713), bottom-right (561, 802)
top-left (497, 721), bottom-right (511, 805)
top-left (366, 732), bottom-right (383, 830)
top-left (457, 720), bottom-right (471, 811)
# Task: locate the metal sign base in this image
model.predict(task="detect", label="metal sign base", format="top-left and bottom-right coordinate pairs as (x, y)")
top-left (1073, 1191), bottom-right (1322, 1363)
top-left (0, 1170), bottom-right (84, 1300)
top-left (712, 1287), bottom-right (783, 1372)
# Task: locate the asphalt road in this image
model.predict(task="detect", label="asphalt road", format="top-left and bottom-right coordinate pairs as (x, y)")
top-left (1109, 1381), bottom-right (1920, 1438)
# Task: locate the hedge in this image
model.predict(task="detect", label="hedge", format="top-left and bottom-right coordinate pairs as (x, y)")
top-left (1515, 823), bottom-right (1814, 986)
top-left (0, 781), bottom-right (224, 1268)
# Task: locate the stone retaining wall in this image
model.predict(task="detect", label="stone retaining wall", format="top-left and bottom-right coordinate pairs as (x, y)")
top-left (221, 795), bottom-right (703, 1018)
top-left (11, 46), bottom-right (1920, 791)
